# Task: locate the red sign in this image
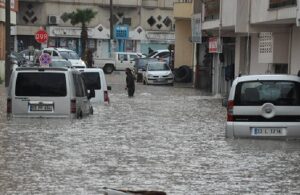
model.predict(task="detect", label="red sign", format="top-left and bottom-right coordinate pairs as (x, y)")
top-left (35, 29), bottom-right (48, 43)
top-left (209, 37), bottom-right (218, 53)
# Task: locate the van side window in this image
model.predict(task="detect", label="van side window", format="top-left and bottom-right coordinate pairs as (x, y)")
top-left (129, 55), bottom-right (137, 61)
top-left (73, 73), bottom-right (85, 97)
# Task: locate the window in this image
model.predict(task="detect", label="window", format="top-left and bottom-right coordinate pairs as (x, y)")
top-left (204, 0), bottom-right (220, 21)
top-left (118, 54), bottom-right (128, 61)
top-left (269, 0), bottom-right (297, 9)
top-left (81, 72), bottom-right (101, 90)
top-left (16, 73), bottom-right (67, 97)
top-left (235, 81), bottom-right (300, 106)
top-left (129, 55), bottom-right (138, 61)
top-left (73, 73), bottom-right (85, 97)
top-left (53, 51), bottom-right (59, 56)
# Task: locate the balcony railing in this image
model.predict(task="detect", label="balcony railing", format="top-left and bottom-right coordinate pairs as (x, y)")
top-left (204, 0), bottom-right (220, 21)
top-left (269, 0), bottom-right (297, 9)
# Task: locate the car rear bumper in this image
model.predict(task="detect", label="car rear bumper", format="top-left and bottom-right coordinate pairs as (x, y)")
top-left (226, 122), bottom-right (300, 139)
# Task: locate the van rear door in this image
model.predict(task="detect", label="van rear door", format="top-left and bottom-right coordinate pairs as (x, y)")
top-left (13, 72), bottom-right (70, 117)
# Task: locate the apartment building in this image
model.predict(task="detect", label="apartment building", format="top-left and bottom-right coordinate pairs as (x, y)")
top-left (0, 0), bottom-right (18, 82)
top-left (176, 0), bottom-right (300, 96)
top-left (15, 0), bottom-right (177, 58)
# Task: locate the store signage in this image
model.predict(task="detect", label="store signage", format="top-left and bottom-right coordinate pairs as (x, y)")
top-left (209, 37), bottom-right (222, 53)
top-left (191, 13), bottom-right (202, 43)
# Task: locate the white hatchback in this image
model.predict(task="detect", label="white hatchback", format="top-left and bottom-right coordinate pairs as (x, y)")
top-left (226, 74), bottom-right (300, 139)
top-left (143, 61), bottom-right (174, 85)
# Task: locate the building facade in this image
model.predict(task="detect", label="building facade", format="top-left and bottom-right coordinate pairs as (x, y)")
top-left (16, 0), bottom-right (177, 59)
top-left (0, 0), bottom-right (18, 82)
top-left (176, 0), bottom-right (300, 96)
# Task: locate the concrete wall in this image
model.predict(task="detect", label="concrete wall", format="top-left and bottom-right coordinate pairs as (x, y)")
top-left (221, 0), bottom-right (236, 28)
top-left (290, 26), bottom-right (300, 74)
top-left (251, 0), bottom-right (297, 24)
top-left (174, 19), bottom-right (193, 69)
top-left (249, 34), bottom-right (269, 74)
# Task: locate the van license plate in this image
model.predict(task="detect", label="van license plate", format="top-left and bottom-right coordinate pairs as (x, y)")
top-left (251, 127), bottom-right (287, 136)
top-left (30, 104), bottom-right (53, 112)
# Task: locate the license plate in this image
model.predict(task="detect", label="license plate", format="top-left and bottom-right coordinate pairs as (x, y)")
top-left (29, 104), bottom-right (53, 112)
top-left (251, 127), bottom-right (287, 136)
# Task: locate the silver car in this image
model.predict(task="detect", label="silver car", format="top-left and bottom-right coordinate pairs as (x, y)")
top-left (226, 74), bottom-right (300, 139)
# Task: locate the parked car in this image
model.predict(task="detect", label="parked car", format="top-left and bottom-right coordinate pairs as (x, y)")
top-left (226, 74), bottom-right (300, 139)
top-left (146, 49), bottom-right (170, 59)
top-left (7, 67), bottom-right (94, 118)
top-left (142, 61), bottom-right (174, 85)
top-left (94, 52), bottom-right (143, 74)
top-left (49, 59), bottom-right (72, 68)
top-left (41, 48), bottom-right (86, 68)
top-left (79, 68), bottom-right (111, 104)
top-left (133, 57), bottom-right (159, 82)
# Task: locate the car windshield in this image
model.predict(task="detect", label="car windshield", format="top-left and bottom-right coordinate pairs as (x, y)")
top-left (235, 80), bottom-right (300, 106)
top-left (15, 73), bottom-right (67, 96)
top-left (148, 63), bottom-right (170, 71)
top-left (60, 51), bottom-right (80, 59)
top-left (146, 51), bottom-right (158, 58)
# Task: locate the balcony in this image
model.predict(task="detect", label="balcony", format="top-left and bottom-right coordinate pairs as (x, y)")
top-left (174, 1), bottom-right (193, 19)
top-left (99, 0), bottom-right (141, 7)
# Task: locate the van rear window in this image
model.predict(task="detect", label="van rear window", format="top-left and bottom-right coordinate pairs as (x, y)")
top-left (15, 73), bottom-right (67, 97)
top-left (81, 72), bottom-right (101, 90)
top-left (235, 81), bottom-right (300, 106)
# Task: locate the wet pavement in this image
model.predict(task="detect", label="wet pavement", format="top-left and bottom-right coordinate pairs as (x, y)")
top-left (1, 71), bottom-right (300, 194)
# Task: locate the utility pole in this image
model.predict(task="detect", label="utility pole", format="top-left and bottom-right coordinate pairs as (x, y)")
top-left (109, 0), bottom-right (114, 57)
top-left (5, 0), bottom-right (11, 87)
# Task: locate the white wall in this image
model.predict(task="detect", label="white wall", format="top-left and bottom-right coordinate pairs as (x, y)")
top-left (290, 26), bottom-right (300, 74)
top-left (250, 34), bottom-right (269, 74)
top-left (251, 0), bottom-right (297, 24)
top-left (222, 0), bottom-right (236, 28)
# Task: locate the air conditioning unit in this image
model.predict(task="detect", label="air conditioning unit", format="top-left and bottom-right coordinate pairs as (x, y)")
top-left (48, 15), bottom-right (59, 25)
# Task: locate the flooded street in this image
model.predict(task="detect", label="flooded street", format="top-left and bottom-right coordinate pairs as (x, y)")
top-left (1, 72), bottom-right (300, 194)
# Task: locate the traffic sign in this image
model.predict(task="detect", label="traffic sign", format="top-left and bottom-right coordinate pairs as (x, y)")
top-left (39, 53), bottom-right (52, 66)
top-left (35, 29), bottom-right (48, 43)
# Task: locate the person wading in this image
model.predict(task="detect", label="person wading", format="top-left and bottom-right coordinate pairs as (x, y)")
top-left (125, 68), bottom-right (135, 97)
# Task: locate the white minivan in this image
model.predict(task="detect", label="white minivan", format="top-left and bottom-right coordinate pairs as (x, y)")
top-left (79, 68), bottom-right (111, 104)
top-left (226, 74), bottom-right (300, 139)
top-left (7, 67), bottom-right (93, 118)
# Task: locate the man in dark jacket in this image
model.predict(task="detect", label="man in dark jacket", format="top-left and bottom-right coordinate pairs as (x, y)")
top-left (125, 68), bottom-right (135, 97)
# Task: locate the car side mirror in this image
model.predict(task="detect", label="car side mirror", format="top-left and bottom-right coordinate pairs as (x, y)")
top-left (88, 89), bottom-right (95, 99)
top-left (107, 86), bottom-right (112, 90)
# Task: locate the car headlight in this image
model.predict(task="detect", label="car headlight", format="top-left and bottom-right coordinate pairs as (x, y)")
top-left (167, 73), bottom-right (173, 77)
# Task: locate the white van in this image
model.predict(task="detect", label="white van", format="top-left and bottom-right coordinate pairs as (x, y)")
top-left (7, 67), bottom-right (93, 118)
top-left (226, 74), bottom-right (300, 139)
top-left (79, 68), bottom-right (111, 104)
top-left (41, 48), bottom-right (86, 68)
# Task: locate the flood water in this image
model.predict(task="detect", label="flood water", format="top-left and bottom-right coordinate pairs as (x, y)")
top-left (1, 72), bottom-right (300, 194)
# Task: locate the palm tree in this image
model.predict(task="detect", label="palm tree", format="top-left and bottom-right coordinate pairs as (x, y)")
top-left (61, 8), bottom-right (97, 60)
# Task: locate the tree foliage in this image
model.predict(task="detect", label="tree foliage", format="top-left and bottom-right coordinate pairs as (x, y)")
top-left (61, 9), bottom-right (97, 59)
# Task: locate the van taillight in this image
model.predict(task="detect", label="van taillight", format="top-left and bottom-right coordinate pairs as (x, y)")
top-left (104, 91), bottom-right (110, 103)
top-left (227, 100), bottom-right (234, 121)
top-left (71, 99), bottom-right (76, 113)
top-left (7, 98), bottom-right (12, 113)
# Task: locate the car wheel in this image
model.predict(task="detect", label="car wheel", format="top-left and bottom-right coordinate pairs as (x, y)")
top-left (104, 64), bottom-right (114, 74)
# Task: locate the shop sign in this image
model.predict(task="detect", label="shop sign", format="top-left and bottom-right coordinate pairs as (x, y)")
top-left (209, 37), bottom-right (222, 53)
top-left (191, 13), bottom-right (202, 43)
